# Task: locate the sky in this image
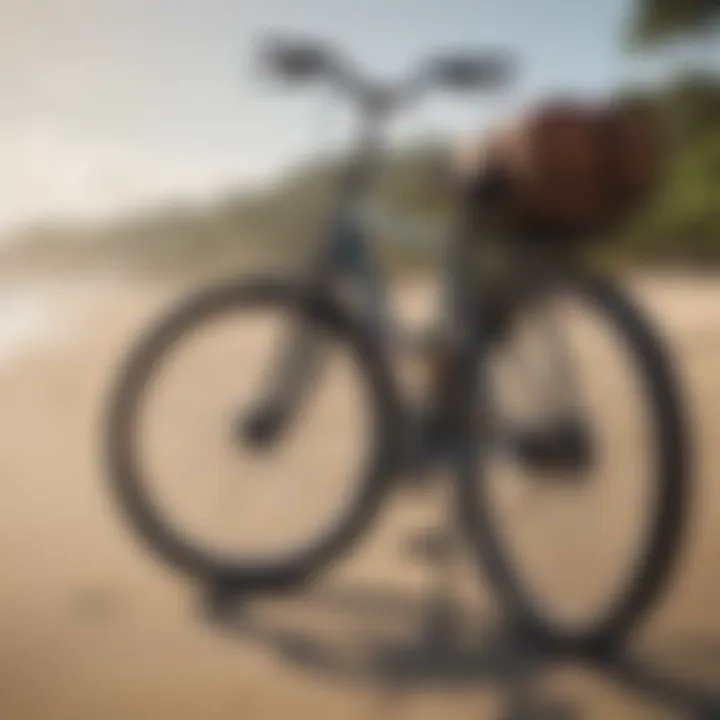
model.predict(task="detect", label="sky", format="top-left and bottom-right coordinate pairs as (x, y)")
top-left (0, 0), bottom-right (707, 235)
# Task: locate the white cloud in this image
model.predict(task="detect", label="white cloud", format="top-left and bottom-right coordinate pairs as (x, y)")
top-left (0, 120), bottom-right (253, 236)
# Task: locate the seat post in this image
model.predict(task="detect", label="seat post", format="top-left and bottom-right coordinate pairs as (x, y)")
top-left (419, 201), bottom-right (487, 436)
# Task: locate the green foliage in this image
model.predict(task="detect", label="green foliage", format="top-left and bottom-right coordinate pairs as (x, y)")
top-left (629, 0), bottom-right (720, 47)
top-left (618, 123), bottom-right (720, 263)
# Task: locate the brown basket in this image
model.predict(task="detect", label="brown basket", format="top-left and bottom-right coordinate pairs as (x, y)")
top-left (454, 100), bottom-right (662, 240)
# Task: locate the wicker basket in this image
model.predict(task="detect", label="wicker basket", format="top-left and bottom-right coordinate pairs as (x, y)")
top-left (453, 100), bottom-right (662, 240)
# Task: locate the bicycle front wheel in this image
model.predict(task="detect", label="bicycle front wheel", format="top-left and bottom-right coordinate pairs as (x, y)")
top-left (105, 277), bottom-right (401, 589)
top-left (458, 271), bottom-right (690, 654)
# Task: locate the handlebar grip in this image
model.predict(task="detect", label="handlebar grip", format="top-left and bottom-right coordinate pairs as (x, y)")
top-left (257, 36), bottom-right (331, 83)
top-left (432, 52), bottom-right (517, 92)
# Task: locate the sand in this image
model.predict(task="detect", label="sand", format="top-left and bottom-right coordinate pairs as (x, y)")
top-left (1, 270), bottom-right (720, 719)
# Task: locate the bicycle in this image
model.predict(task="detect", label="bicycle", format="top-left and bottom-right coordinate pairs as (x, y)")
top-left (105, 37), bottom-right (690, 654)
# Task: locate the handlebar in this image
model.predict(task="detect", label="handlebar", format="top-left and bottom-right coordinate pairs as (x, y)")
top-left (257, 35), bottom-right (516, 117)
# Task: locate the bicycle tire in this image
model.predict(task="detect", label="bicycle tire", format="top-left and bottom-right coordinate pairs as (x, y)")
top-left (458, 270), bottom-right (691, 656)
top-left (105, 276), bottom-right (402, 590)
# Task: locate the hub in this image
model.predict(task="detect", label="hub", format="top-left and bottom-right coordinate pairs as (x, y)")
top-left (235, 403), bottom-right (286, 450)
top-left (512, 418), bottom-right (595, 476)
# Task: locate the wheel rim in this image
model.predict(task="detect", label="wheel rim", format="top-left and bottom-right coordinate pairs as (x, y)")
top-left (108, 283), bottom-right (399, 579)
top-left (464, 280), bottom-right (684, 643)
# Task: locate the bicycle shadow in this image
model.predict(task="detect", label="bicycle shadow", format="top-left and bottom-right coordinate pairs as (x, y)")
top-left (205, 576), bottom-right (720, 720)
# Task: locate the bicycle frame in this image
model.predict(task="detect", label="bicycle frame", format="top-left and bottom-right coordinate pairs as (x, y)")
top-left (307, 98), bottom-right (479, 342)
top-left (271, 139), bottom-right (585, 477)
top-left (252, 93), bottom-right (488, 474)
top-left (246, 46), bottom-right (525, 473)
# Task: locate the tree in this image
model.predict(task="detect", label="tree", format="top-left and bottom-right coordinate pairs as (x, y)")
top-left (629, 0), bottom-right (720, 47)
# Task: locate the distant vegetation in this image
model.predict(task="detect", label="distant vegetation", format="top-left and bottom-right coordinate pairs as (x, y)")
top-left (0, 140), bottom-right (455, 278)
top-left (2, 72), bottom-right (718, 279)
top-left (613, 71), bottom-right (720, 266)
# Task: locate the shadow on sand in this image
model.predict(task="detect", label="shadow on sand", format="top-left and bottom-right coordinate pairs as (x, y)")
top-left (200, 529), bottom-right (720, 720)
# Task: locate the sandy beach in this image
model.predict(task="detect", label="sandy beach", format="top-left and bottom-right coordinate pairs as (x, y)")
top-left (1, 270), bottom-right (720, 720)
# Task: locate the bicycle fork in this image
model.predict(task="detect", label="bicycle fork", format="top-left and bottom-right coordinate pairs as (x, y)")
top-left (238, 209), bottom-right (389, 450)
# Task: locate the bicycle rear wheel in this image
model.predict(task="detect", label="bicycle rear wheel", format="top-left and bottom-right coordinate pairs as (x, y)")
top-left (105, 276), bottom-right (401, 589)
top-left (458, 271), bottom-right (690, 654)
